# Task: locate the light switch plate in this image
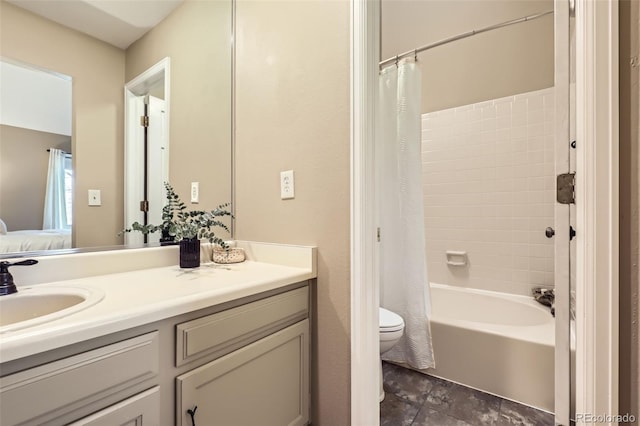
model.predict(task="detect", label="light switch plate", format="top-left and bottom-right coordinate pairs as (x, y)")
top-left (280, 170), bottom-right (294, 199)
top-left (88, 189), bottom-right (101, 206)
top-left (191, 182), bottom-right (199, 203)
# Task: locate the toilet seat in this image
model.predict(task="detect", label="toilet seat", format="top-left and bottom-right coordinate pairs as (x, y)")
top-left (379, 307), bottom-right (405, 402)
top-left (379, 307), bottom-right (404, 332)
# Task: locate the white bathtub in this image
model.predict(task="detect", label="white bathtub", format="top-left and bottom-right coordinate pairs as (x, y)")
top-left (426, 283), bottom-right (555, 412)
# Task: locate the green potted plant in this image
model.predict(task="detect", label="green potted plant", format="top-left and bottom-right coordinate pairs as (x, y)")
top-left (122, 182), bottom-right (232, 268)
top-left (167, 191), bottom-right (232, 268)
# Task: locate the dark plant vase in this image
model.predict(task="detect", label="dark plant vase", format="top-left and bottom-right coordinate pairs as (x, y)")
top-left (160, 229), bottom-right (176, 246)
top-left (179, 238), bottom-right (200, 268)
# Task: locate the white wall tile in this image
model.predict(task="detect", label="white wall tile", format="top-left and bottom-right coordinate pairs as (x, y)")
top-left (527, 93), bottom-right (544, 111)
top-left (527, 123), bottom-right (545, 138)
top-left (495, 100), bottom-right (512, 116)
top-left (512, 98), bottom-right (528, 115)
top-left (495, 115), bottom-right (511, 130)
top-left (511, 126), bottom-right (527, 139)
top-left (512, 113), bottom-right (527, 127)
top-left (422, 87), bottom-right (555, 295)
top-left (544, 107), bottom-right (556, 122)
top-left (466, 108), bottom-right (483, 122)
top-left (481, 104), bottom-right (497, 119)
top-left (528, 109), bottom-right (545, 125)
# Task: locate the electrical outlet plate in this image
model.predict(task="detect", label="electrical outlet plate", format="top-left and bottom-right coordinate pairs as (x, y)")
top-left (191, 182), bottom-right (199, 203)
top-left (280, 170), bottom-right (294, 199)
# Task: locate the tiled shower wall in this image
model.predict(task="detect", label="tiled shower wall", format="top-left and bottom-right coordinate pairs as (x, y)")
top-left (422, 87), bottom-right (555, 296)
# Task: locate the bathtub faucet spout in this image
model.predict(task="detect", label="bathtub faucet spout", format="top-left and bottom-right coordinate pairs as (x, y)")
top-left (532, 287), bottom-right (555, 317)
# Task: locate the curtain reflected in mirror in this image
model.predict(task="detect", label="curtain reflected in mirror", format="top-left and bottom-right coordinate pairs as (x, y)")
top-left (43, 148), bottom-right (72, 231)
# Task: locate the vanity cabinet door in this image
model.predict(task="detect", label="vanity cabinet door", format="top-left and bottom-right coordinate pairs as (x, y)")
top-left (176, 320), bottom-right (309, 426)
top-left (68, 387), bottom-right (160, 426)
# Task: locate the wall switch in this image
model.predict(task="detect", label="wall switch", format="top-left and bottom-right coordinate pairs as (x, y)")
top-left (280, 170), bottom-right (295, 199)
top-left (191, 182), bottom-right (199, 203)
top-left (88, 189), bottom-right (101, 206)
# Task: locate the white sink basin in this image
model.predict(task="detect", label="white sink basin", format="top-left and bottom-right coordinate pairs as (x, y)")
top-left (0, 286), bottom-right (105, 333)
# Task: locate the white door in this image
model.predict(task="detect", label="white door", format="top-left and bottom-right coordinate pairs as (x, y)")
top-left (146, 95), bottom-right (168, 245)
top-left (124, 94), bottom-right (146, 247)
top-left (553, 1), bottom-right (575, 424)
top-left (568, 8), bottom-right (577, 423)
top-left (124, 95), bottom-right (168, 246)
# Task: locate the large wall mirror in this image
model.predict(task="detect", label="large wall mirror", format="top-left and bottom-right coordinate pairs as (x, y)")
top-left (0, 0), bottom-right (233, 257)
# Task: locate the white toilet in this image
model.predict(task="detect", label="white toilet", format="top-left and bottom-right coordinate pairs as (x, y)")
top-left (379, 307), bottom-right (405, 402)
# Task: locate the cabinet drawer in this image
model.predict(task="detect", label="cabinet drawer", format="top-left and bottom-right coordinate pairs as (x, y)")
top-left (0, 331), bottom-right (158, 426)
top-left (176, 286), bottom-right (308, 366)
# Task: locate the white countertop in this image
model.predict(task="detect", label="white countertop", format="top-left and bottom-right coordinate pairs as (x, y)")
top-left (0, 242), bottom-right (316, 363)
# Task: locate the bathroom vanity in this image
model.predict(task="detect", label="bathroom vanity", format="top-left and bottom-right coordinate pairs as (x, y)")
top-left (0, 242), bottom-right (316, 426)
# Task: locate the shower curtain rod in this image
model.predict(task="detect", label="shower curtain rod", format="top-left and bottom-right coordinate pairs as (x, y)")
top-left (379, 10), bottom-right (554, 68)
top-left (46, 148), bottom-right (72, 157)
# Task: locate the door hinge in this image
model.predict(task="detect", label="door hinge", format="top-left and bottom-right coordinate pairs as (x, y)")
top-left (556, 173), bottom-right (575, 204)
top-left (570, 226), bottom-right (576, 241)
top-left (140, 115), bottom-right (149, 127)
top-left (140, 200), bottom-right (149, 212)
top-left (377, 227), bottom-right (381, 242)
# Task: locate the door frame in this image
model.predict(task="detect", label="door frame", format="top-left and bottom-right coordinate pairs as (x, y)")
top-left (350, 1), bottom-right (380, 425)
top-left (574, 0), bottom-right (619, 420)
top-left (349, 0), bottom-right (619, 423)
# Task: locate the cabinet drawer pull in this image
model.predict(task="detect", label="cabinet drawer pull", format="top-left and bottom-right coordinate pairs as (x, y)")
top-left (187, 405), bottom-right (198, 426)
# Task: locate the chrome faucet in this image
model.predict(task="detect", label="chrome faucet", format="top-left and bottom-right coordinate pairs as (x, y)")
top-left (0, 259), bottom-right (38, 296)
top-left (532, 287), bottom-right (555, 317)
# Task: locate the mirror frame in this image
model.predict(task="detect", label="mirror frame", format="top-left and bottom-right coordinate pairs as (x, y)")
top-left (0, 0), bottom-right (236, 260)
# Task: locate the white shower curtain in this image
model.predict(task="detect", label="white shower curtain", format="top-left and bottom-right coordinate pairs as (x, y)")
top-left (378, 59), bottom-right (434, 369)
top-left (43, 148), bottom-right (69, 230)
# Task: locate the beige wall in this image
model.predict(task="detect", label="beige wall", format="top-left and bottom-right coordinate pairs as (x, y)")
top-left (0, 125), bottom-right (71, 230)
top-left (0, 0), bottom-right (125, 248)
top-left (620, 0), bottom-right (640, 422)
top-left (382, 0), bottom-right (554, 113)
top-left (125, 0), bottom-right (232, 215)
top-left (235, 1), bottom-right (351, 424)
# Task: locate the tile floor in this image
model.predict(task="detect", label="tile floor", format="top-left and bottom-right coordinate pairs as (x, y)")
top-left (380, 362), bottom-right (555, 426)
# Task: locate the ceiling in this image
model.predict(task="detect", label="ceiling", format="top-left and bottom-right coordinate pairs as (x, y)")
top-left (7, 0), bottom-right (184, 49)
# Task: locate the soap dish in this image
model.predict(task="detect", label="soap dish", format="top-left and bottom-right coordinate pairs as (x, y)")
top-left (212, 247), bottom-right (246, 264)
